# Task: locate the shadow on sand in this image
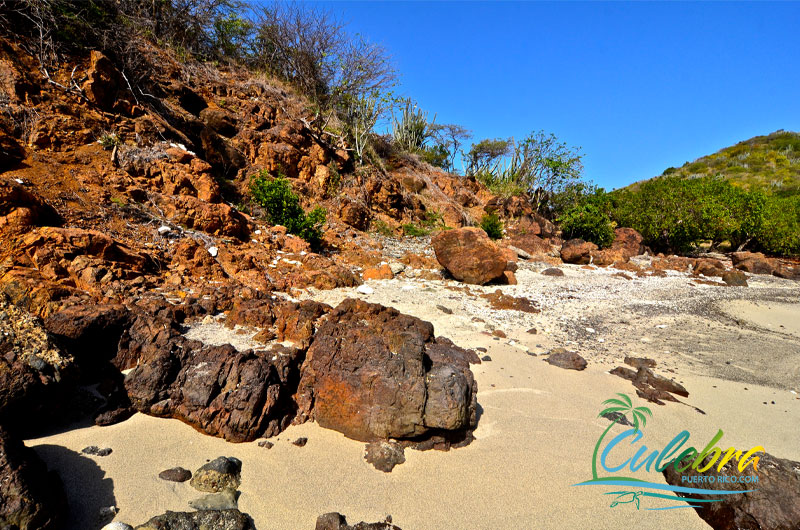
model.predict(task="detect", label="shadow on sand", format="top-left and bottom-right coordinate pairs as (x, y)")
top-left (32, 444), bottom-right (117, 528)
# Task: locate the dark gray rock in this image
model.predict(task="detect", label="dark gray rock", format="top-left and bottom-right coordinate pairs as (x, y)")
top-left (134, 509), bottom-right (254, 530)
top-left (158, 467), bottom-right (192, 483)
top-left (0, 426), bottom-right (66, 529)
top-left (662, 451), bottom-right (800, 530)
top-left (82, 446), bottom-right (112, 457)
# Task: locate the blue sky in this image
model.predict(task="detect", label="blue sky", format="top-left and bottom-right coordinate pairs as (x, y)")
top-left (313, 1), bottom-right (800, 190)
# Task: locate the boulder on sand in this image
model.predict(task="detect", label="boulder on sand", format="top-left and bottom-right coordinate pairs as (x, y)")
top-left (431, 227), bottom-right (508, 285)
top-left (663, 451), bottom-right (800, 530)
top-left (296, 299), bottom-right (478, 445)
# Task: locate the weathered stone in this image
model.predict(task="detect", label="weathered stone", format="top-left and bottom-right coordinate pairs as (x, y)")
top-left (364, 441), bottom-right (406, 472)
top-left (545, 350), bottom-right (587, 371)
top-left (296, 299), bottom-right (478, 444)
top-left (159, 467), bottom-right (192, 482)
top-left (432, 227), bottom-right (507, 285)
top-left (663, 451), bottom-right (800, 530)
top-left (190, 457), bottom-right (242, 493)
top-left (0, 298), bottom-right (74, 429)
top-left (315, 513), bottom-right (401, 530)
top-left (134, 509), bottom-right (255, 530)
top-left (0, 426), bottom-right (66, 529)
top-left (560, 239), bottom-right (598, 265)
top-left (124, 337), bottom-right (304, 442)
top-left (541, 267), bottom-right (565, 277)
top-left (722, 270), bottom-right (748, 287)
top-left (188, 489), bottom-right (238, 511)
top-left (732, 252), bottom-right (776, 275)
top-left (0, 178), bottom-right (62, 236)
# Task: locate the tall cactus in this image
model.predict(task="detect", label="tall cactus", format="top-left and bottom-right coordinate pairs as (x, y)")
top-left (392, 98), bottom-right (434, 151)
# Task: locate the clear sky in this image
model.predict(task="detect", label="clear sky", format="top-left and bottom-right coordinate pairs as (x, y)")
top-left (312, 1), bottom-right (800, 190)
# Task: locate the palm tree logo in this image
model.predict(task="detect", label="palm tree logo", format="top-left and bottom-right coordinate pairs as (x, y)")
top-left (592, 393), bottom-right (652, 480)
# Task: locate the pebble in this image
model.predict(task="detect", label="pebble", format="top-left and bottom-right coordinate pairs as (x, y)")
top-left (481, 355), bottom-right (492, 361)
top-left (357, 285), bottom-right (374, 295)
top-left (82, 446), bottom-right (112, 456)
top-left (159, 467), bottom-right (192, 482)
top-left (157, 225), bottom-right (171, 235)
top-left (258, 440), bottom-right (274, 449)
top-left (207, 246), bottom-right (219, 257)
top-left (292, 437), bottom-right (308, 447)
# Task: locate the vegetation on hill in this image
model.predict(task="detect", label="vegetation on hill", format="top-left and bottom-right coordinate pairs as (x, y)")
top-left (659, 130), bottom-right (800, 196)
top-left (555, 132), bottom-right (800, 256)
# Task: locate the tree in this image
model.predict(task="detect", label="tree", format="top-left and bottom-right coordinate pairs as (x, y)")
top-left (513, 130), bottom-right (584, 212)
top-left (429, 123), bottom-right (472, 173)
top-left (466, 138), bottom-right (512, 175)
top-left (250, 3), bottom-right (395, 110)
top-left (592, 393), bottom-right (651, 480)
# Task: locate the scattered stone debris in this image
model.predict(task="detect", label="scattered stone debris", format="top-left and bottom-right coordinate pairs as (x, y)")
top-left (481, 290), bottom-right (539, 313)
top-left (364, 441), bottom-right (406, 472)
top-left (609, 357), bottom-right (689, 405)
top-left (257, 440), bottom-right (274, 449)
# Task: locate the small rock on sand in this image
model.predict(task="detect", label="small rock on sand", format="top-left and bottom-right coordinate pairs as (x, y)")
top-left (158, 467), bottom-right (192, 482)
top-left (82, 446), bottom-right (112, 456)
top-left (190, 457), bottom-right (242, 493)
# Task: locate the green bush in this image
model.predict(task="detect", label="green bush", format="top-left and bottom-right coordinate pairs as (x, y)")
top-left (479, 213), bottom-right (504, 240)
top-left (249, 171), bottom-right (326, 248)
top-left (558, 203), bottom-right (615, 248)
top-left (402, 223), bottom-right (430, 237)
top-left (607, 175), bottom-right (799, 256)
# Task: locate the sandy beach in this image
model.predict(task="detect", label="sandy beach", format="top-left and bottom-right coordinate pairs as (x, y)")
top-left (27, 262), bottom-right (800, 529)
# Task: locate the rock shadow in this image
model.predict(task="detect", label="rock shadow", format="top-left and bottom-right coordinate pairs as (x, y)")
top-left (31, 444), bottom-right (117, 528)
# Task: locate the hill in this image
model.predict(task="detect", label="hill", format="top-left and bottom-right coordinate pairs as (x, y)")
top-left (659, 130), bottom-right (800, 195)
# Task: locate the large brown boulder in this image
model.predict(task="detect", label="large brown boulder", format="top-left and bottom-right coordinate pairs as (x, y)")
top-left (732, 252), bottom-right (776, 276)
top-left (663, 451), bottom-right (800, 530)
top-left (0, 426), bottom-right (66, 530)
top-left (432, 227), bottom-right (508, 285)
top-left (81, 50), bottom-right (122, 111)
top-left (560, 238), bottom-right (598, 264)
top-left (610, 227), bottom-right (644, 259)
top-left (296, 299), bottom-right (478, 445)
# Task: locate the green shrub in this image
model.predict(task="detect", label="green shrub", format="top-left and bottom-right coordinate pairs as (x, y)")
top-left (479, 213), bottom-right (504, 240)
top-left (249, 171), bottom-right (326, 248)
top-left (99, 132), bottom-right (121, 150)
top-left (370, 218), bottom-right (394, 237)
top-left (558, 203), bottom-right (615, 248)
top-left (402, 223), bottom-right (430, 237)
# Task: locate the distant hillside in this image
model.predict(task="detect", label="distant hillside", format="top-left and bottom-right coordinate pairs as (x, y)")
top-left (658, 130), bottom-right (800, 195)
